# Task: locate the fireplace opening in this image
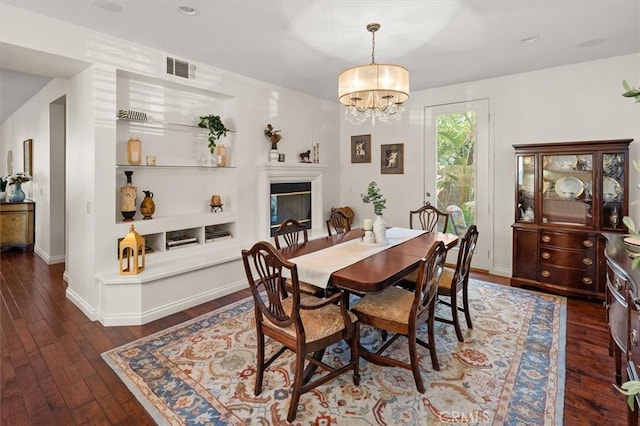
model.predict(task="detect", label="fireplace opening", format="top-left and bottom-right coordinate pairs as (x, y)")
top-left (270, 182), bottom-right (311, 236)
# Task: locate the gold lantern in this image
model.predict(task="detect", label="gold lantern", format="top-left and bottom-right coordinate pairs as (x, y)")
top-left (119, 224), bottom-right (145, 274)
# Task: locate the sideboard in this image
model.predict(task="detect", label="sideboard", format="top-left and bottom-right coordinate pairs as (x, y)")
top-left (604, 233), bottom-right (640, 424)
top-left (0, 201), bottom-right (35, 251)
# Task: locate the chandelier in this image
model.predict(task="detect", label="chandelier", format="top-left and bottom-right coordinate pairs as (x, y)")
top-left (338, 23), bottom-right (409, 126)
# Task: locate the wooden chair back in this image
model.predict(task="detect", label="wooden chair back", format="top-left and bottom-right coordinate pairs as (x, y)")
top-left (413, 241), bottom-right (447, 320)
top-left (409, 204), bottom-right (450, 233)
top-left (327, 209), bottom-right (352, 236)
top-left (450, 224), bottom-right (479, 295)
top-left (273, 218), bottom-right (308, 250)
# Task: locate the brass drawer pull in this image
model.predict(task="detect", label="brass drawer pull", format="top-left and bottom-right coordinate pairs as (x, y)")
top-left (583, 240), bottom-right (594, 248)
top-left (542, 235), bottom-right (551, 243)
top-left (541, 252), bottom-right (551, 259)
top-left (583, 258), bottom-right (593, 266)
top-left (541, 270), bottom-right (550, 278)
top-left (582, 277), bottom-right (593, 285)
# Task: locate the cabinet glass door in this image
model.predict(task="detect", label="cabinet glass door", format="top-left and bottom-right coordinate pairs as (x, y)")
top-left (602, 153), bottom-right (625, 230)
top-left (516, 155), bottom-right (535, 222)
top-left (541, 154), bottom-right (593, 226)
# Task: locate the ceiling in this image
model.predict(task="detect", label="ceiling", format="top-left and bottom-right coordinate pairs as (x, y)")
top-left (1, 0), bottom-right (639, 123)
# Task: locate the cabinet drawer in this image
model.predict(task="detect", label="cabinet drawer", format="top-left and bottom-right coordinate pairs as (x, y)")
top-left (539, 231), bottom-right (596, 251)
top-left (538, 264), bottom-right (596, 290)
top-left (609, 287), bottom-right (628, 352)
top-left (607, 265), bottom-right (628, 299)
top-left (540, 247), bottom-right (595, 269)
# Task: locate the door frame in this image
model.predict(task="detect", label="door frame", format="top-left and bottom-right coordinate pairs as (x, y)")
top-left (423, 98), bottom-right (492, 271)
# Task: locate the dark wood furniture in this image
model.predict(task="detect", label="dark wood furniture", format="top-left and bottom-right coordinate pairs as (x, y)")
top-left (280, 229), bottom-right (459, 294)
top-left (511, 139), bottom-right (632, 299)
top-left (273, 218), bottom-right (309, 250)
top-left (326, 209), bottom-right (351, 236)
top-left (352, 241), bottom-right (446, 392)
top-left (604, 233), bottom-right (640, 424)
top-left (0, 200), bottom-right (35, 251)
top-left (241, 241), bottom-right (360, 423)
top-left (434, 224), bottom-right (479, 342)
top-left (409, 203), bottom-right (450, 233)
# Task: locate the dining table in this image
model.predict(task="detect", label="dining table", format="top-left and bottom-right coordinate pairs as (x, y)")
top-left (279, 227), bottom-right (459, 295)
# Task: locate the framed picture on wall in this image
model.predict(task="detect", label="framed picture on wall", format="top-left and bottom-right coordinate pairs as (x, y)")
top-left (23, 139), bottom-right (33, 176)
top-left (380, 143), bottom-right (404, 174)
top-left (351, 134), bottom-right (371, 163)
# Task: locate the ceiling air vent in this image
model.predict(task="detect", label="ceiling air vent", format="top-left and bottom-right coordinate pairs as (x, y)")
top-left (166, 56), bottom-right (196, 80)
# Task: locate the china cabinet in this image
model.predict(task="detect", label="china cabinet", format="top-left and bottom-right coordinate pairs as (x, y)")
top-left (511, 139), bottom-right (633, 299)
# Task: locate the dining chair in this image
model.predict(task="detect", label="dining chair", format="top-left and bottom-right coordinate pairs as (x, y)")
top-left (326, 209), bottom-right (352, 236)
top-left (330, 206), bottom-right (355, 225)
top-left (409, 203), bottom-right (450, 233)
top-left (273, 218), bottom-right (308, 250)
top-left (241, 241), bottom-right (360, 422)
top-left (273, 218), bottom-right (324, 297)
top-left (351, 241), bottom-right (447, 393)
top-left (435, 224), bottom-right (479, 342)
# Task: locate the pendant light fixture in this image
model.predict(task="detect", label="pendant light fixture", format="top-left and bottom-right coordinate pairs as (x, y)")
top-left (338, 23), bottom-right (410, 126)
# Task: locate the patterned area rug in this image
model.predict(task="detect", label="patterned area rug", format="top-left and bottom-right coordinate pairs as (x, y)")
top-left (102, 280), bottom-right (566, 425)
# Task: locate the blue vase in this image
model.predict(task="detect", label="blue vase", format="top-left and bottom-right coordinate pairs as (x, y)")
top-left (11, 182), bottom-right (25, 202)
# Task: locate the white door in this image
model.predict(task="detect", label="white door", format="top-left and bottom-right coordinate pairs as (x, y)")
top-left (424, 99), bottom-right (491, 271)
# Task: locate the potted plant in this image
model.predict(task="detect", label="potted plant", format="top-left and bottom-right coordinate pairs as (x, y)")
top-left (622, 80), bottom-right (640, 103)
top-left (198, 115), bottom-right (230, 153)
top-left (361, 181), bottom-right (387, 243)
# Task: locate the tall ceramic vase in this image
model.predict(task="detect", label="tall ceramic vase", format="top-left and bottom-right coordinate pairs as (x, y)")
top-left (10, 182), bottom-right (25, 202)
top-left (373, 215), bottom-right (387, 244)
top-left (120, 170), bottom-right (137, 221)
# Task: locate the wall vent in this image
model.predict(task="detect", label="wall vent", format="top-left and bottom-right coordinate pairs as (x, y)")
top-left (166, 56), bottom-right (196, 80)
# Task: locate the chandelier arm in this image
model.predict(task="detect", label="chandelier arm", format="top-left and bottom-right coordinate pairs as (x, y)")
top-left (371, 29), bottom-right (375, 64)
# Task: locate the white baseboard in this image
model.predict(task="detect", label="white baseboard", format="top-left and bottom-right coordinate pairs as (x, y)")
top-left (66, 287), bottom-right (99, 321)
top-left (34, 246), bottom-right (65, 265)
top-left (97, 280), bottom-right (248, 326)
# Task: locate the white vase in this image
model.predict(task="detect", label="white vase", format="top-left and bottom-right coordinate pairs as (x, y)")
top-left (373, 215), bottom-right (387, 244)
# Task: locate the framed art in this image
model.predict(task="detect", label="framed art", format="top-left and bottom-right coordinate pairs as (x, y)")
top-left (351, 134), bottom-right (371, 163)
top-left (23, 139), bottom-right (33, 176)
top-left (380, 143), bottom-right (404, 174)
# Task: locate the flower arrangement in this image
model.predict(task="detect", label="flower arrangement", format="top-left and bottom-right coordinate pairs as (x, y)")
top-left (361, 181), bottom-right (386, 216)
top-left (9, 173), bottom-right (31, 185)
top-left (622, 80), bottom-right (640, 103)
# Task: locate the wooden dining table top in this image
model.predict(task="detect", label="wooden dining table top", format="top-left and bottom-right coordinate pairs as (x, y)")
top-left (279, 228), bottom-right (459, 294)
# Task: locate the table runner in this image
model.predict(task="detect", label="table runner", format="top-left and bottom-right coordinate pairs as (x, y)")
top-left (283, 227), bottom-right (426, 289)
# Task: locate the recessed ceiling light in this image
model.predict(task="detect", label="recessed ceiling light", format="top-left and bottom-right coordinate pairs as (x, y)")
top-left (521, 35), bottom-right (540, 44)
top-left (178, 5), bottom-right (198, 16)
top-left (93, 0), bottom-right (122, 13)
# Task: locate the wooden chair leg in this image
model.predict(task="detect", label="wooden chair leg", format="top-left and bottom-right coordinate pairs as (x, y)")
top-left (351, 323), bottom-right (361, 385)
top-left (427, 309), bottom-right (440, 371)
top-left (615, 344), bottom-right (622, 386)
top-left (463, 289), bottom-right (473, 329)
top-left (255, 332), bottom-right (265, 395)
top-left (450, 295), bottom-right (464, 342)
top-left (288, 350), bottom-right (306, 422)
top-left (408, 329), bottom-right (425, 393)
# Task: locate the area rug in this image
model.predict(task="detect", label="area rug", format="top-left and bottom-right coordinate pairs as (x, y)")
top-left (102, 280), bottom-right (566, 425)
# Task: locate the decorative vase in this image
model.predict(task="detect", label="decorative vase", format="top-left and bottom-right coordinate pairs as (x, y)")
top-left (140, 190), bottom-right (155, 220)
top-left (0, 191), bottom-right (6, 202)
top-left (10, 183), bottom-right (25, 202)
top-left (269, 149), bottom-right (279, 162)
top-left (373, 214), bottom-right (387, 244)
top-left (215, 144), bottom-right (227, 167)
top-left (120, 170), bottom-right (137, 221)
top-left (127, 137), bottom-right (142, 165)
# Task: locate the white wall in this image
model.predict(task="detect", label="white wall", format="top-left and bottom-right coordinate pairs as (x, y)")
top-left (0, 4), bottom-right (342, 323)
top-left (339, 53), bottom-right (640, 277)
top-left (0, 78), bottom-right (68, 263)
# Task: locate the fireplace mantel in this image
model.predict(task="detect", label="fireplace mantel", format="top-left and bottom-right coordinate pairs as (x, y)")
top-left (257, 162), bottom-right (327, 240)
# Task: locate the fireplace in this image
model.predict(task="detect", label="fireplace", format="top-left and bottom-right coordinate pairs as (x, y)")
top-left (257, 163), bottom-right (327, 240)
top-left (270, 182), bottom-right (311, 236)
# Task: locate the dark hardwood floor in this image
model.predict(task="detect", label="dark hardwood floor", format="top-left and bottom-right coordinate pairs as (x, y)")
top-left (0, 251), bottom-right (628, 425)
